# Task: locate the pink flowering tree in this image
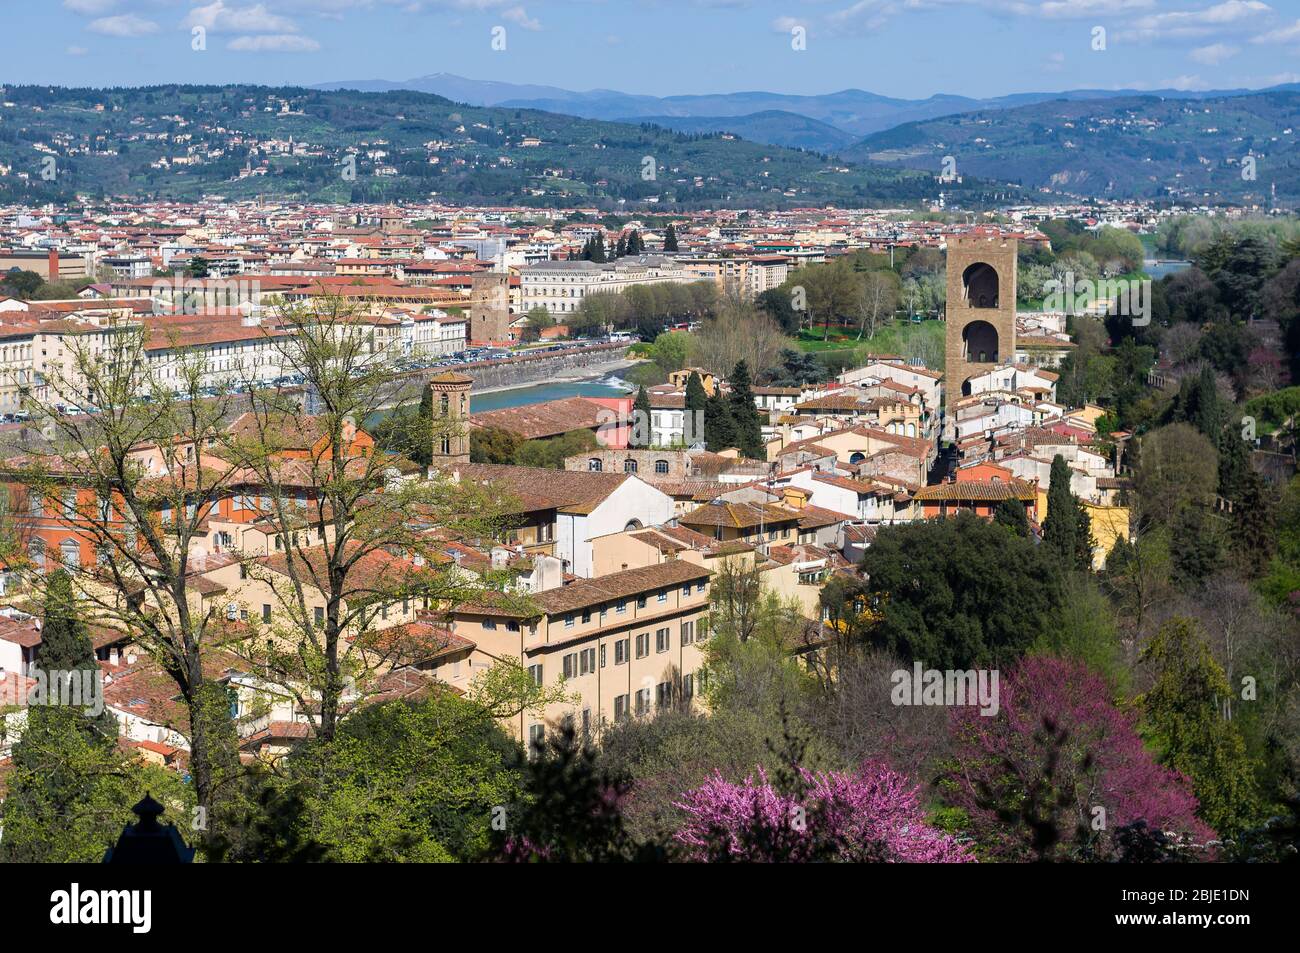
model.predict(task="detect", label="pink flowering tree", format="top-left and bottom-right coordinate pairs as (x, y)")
top-left (944, 655), bottom-right (1215, 860)
top-left (674, 761), bottom-right (973, 863)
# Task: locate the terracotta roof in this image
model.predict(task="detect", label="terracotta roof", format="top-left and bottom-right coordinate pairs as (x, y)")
top-left (680, 501), bottom-right (801, 529)
top-left (470, 396), bottom-right (613, 441)
top-left (534, 560), bottom-right (710, 615)
top-left (913, 479), bottom-right (1036, 502)
top-left (448, 463), bottom-right (633, 515)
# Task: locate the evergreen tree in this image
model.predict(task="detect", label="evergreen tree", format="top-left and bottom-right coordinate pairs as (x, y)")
top-left (37, 569), bottom-right (100, 674)
top-left (704, 392), bottom-right (737, 452)
top-left (727, 360), bottom-right (765, 460)
top-left (663, 223), bottom-right (679, 252)
top-left (1139, 617), bottom-right (1260, 837)
top-left (1043, 455), bottom-right (1080, 568)
top-left (615, 235), bottom-right (627, 258)
top-left (0, 571), bottom-right (187, 862)
top-left (1170, 505), bottom-right (1221, 590)
top-left (684, 371), bottom-right (707, 446)
top-left (993, 496), bottom-right (1030, 537)
top-left (1231, 468), bottom-right (1277, 576)
top-left (632, 385), bottom-right (652, 449)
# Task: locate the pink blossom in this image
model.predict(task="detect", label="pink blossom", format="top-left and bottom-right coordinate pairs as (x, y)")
top-left (674, 762), bottom-right (973, 863)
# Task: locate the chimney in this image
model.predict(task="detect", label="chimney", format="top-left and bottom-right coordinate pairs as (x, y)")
top-left (47, 249), bottom-right (59, 284)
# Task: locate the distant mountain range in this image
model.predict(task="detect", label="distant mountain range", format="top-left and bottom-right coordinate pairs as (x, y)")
top-left (1, 84), bottom-right (1000, 210)
top-left (847, 91), bottom-right (1300, 203)
top-left (317, 72), bottom-right (1300, 143)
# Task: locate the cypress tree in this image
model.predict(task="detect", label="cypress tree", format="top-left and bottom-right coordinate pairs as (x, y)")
top-left (1043, 455), bottom-right (1079, 568)
top-left (633, 385), bottom-right (652, 449)
top-left (704, 392), bottom-right (737, 452)
top-left (663, 223), bottom-right (679, 252)
top-left (727, 360), bottom-right (765, 460)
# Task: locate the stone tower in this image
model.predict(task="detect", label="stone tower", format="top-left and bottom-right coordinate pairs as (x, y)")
top-left (468, 272), bottom-right (512, 344)
top-left (426, 371), bottom-right (472, 471)
top-left (944, 236), bottom-right (1018, 413)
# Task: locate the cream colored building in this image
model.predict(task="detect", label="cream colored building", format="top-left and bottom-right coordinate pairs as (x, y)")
top-left (520, 256), bottom-right (693, 316)
top-left (427, 560), bottom-right (712, 743)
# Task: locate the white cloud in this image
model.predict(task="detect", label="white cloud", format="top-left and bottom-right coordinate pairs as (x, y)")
top-left (66, 45), bottom-right (90, 56)
top-left (227, 33), bottom-right (321, 51)
top-left (63, 0), bottom-right (118, 14)
top-left (186, 2), bottom-right (300, 34)
top-left (1128, 1), bottom-right (1272, 41)
top-left (1189, 41), bottom-right (1239, 63)
top-left (500, 6), bottom-right (540, 30)
top-left (88, 14), bottom-right (161, 37)
top-left (829, 0), bottom-right (897, 33)
top-left (1250, 17), bottom-right (1300, 44)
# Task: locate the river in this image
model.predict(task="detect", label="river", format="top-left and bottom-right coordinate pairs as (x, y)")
top-left (470, 374), bottom-right (633, 412)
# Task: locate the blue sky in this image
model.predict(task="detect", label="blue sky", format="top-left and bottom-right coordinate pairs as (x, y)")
top-left (7, 1), bottom-right (1300, 99)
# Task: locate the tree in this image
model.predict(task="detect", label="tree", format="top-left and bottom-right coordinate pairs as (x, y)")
top-left (859, 513), bottom-right (1063, 670)
top-left (470, 426), bottom-right (522, 464)
top-left (279, 692), bottom-right (524, 862)
top-left (945, 655), bottom-right (1213, 861)
top-left (188, 256), bottom-right (210, 279)
top-left (632, 385), bottom-right (652, 449)
top-left (520, 306), bottom-right (555, 343)
top-left (676, 761), bottom-right (971, 863)
top-left (1139, 617), bottom-right (1260, 837)
top-left (854, 269), bottom-right (900, 341)
top-left (0, 571), bottom-right (188, 862)
top-left (726, 360), bottom-right (765, 460)
top-left (688, 295), bottom-right (786, 380)
top-left (0, 268), bottom-right (44, 299)
top-left (1170, 505), bottom-right (1222, 590)
top-left (993, 496), bottom-right (1030, 537)
top-left (9, 321), bottom-right (255, 847)
top-left (1043, 455), bottom-right (1080, 567)
top-left (1132, 423), bottom-right (1219, 528)
top-left (497, 722), bottom-right (667, 862)
top-left (662, 223), bottom-right (678, 253)
top-left (225, 296), bottom-right (523, 746)
top-left (703, 391), bottom-right (736, 452)
top-left (649, 331), bottom-right (689, 375)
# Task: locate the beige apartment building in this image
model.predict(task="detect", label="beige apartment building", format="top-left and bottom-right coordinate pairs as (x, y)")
top-left (519, 257), bottom-right (693, 316)
top-left (429, 560), bottom-right (712, 743)
top-left (677, 255), bottom-right (789, 299)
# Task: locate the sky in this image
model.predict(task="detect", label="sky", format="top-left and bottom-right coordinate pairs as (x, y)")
top-left (4, 0), bottom-right (1300, 100)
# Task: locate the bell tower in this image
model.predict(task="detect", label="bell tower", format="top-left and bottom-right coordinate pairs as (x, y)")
top-left (426, 371), bottom-right (472, 471)
top-left (944, 236), bottom-right (1018, 413)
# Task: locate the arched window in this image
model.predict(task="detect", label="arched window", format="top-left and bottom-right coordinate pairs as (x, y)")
top-left (624, 519), bottom-right (643, 531)
top-left (962, 262), bottom-right (1000, 308)
top-left (588, 458), bottom-right (602, 472)
top-left (655, 459), bottom-right (670, 474)
top-left (849, 452), bottom-right (866, 464)
top-left (962, 321), bottom-right (999, 364)
top-left (624, 459), bottom-right (638, 473)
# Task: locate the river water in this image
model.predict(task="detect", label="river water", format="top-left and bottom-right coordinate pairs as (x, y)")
top-left (471, 375), bottom-right (632, 412)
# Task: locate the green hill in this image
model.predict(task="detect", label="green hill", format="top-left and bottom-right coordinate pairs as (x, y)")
top-left (847, 91), bottom-right (1300, 204)
top-left (0, 84), bottom-right (1013, 210)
